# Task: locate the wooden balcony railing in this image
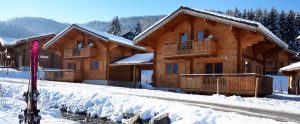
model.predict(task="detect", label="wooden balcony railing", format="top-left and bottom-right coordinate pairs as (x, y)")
top-left (163, 39), bottom-right (217, 59)
top-left (181, 73), bottom-right (273, 96)
top-left (45, 69), bottom-right (82, 82)
top-left (64, 47), bottom-right (97, 58)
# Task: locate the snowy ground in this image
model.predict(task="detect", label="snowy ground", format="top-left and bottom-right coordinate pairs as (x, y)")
top-left (0, 68), bottom-right (299, 123)
top-left (0, 97), bottom-right (77, 124)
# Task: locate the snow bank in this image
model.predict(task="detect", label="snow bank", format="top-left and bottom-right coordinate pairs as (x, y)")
top-left (0, 98), bottom-right (77, 124)
top-left (0, 68), bottom-right (30, 79)
top-left (0, 79), bottom-right (297, 123)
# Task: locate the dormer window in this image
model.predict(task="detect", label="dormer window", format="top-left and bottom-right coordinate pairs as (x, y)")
top-left (198, 31), bottom-right (204, 41)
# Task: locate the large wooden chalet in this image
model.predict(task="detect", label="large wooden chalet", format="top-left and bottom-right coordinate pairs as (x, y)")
top-left (134, 6), bottom-right (296, 96)
top-left (1, 34), bottom-right (59, 69)
top-left (43, 24), bottom-right (147, 86)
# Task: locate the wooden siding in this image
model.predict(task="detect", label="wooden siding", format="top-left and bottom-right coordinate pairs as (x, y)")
top-left (45, 71), bottom-right (82, 82)
top-left (64, 47), bottom-right (97, 58)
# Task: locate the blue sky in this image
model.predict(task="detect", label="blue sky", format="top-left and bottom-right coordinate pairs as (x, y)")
top-left (0, 0), bottom-right (299, 23)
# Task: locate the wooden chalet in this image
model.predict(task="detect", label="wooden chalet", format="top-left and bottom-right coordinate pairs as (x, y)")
top-left (134, 6), bottom-right (296, 96)
top-left (43, 24), bottom-right (146, 86)
top-left (1, 34), bottom-right (58, 69)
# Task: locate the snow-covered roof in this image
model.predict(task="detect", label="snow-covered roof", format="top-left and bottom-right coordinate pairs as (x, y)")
top-left (279, 62), bottom-right (300, 72)
top-left (114, 53), bottom-right (153, 64)
top-left (43, 24), bottom-right (145, 51)
top-left (3, 33), bottom-right (55, 47)
top-left (134, 6), bottom-right (288, 49)
top-left (0, 38), bottom-right (3, 46)
top-left (0, 37), bottom-right (16, 46)
top-left (296, 35), bottom-right (300, 40)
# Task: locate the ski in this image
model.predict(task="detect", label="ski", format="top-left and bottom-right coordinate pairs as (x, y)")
top-left (19, 40), bottom-right (41, 124)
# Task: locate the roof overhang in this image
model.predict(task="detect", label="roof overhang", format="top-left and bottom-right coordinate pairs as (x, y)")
top-left (43, 24), bottom-right (108, 49)
top-left (44, 24), bottom-right (145, 51)
top-left (134, 6), bottom-right (288, 49)
top-left (279, 62), bottom-right (300, 72)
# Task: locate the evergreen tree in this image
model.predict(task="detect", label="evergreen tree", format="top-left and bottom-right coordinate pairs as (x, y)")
top-left (242, 9), bottom-right (248, 19)
top-left (279, 11), bottom-right (287, 41)
top-left (262, 9), bottom-right (269, 26)
top-left (247, 9), bottom-right (255, 20)
top-left (254, 8), bottom-right (264, 23)
top-left (296, 12), bottom-right (300, 34)
top-left (233, 7), bottom-right (242, 18)
top-left (133, 21), bottom-right (142, 36)
top-left (226, 9), bottom-right (234, 16)
top-left (285, 10), bottom-right (299, 51)
top-left (108, 16), bottom-right (121, 36)
top-left (266, 7), bottom-right (280, 37)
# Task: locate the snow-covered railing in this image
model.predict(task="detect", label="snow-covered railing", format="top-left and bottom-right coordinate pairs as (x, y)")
top-left (181, 73), bottom-right (273, 97)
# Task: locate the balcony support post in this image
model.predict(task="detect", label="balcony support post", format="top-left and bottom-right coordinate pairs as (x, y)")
top-left (255, 77), bottom-right (259, 97)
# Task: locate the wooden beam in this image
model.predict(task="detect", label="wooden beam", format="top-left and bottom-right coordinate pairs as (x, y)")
top-left (133, 65), bottom-right (136, 88)
top-left (106, 42), bottom-right (110, 80)
top-left (190, 58), bottom-right (194, 74)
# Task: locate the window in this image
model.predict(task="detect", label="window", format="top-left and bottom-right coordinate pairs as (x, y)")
top-left (205, 63), bottom-right (213, 74)
top-left (166, 63), bottom-right (179, 74)
top-left (214, 63), bottom-right (223, 74)
top-left (173, 63), bottom-right (178, 74)
top-left (205, 63), bottom-right (223, 74)
top-left (180, 33), bottom-right (188, 42)
top-left (198, 31), bottom-right (204, 41)
top-left (90, 60), bottom-right (100, 70)
top-left (67, 63), bottom-right (76, 70)
top-left (166, 63), bottom-right (172, 74)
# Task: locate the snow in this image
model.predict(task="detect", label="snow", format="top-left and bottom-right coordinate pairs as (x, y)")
top-left (296, 35), bottom-right (300, 40)
top-left (0, 37), bottom-right (16, 46)
top-left (0, 38), bottom-right (3, 46)
top-left (279, 61), bottom-right (300, 72)
top-left (0, 68), bottom-right (30, 79)
top-left (0, 79), bottom-right (296, 124)
top-left (0, 96), bottom-right (77, 124)
top-left (270, 75), bottom-right (288, 94)
top-left (141, 70), bottom-right (154, 89)
top-left (44, 24), bottom-right (144, 51)
top-left (1, 34), bottom-right (54, 47)
top-left (134, 6), bottom-right (288, 49)
top-left (0, 68), bottom-right (299, 123)
top-left (114, 53), bottom-right (153, 64)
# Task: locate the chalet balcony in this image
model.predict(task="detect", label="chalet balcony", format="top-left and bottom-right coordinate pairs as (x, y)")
top-left (64, 47), bottom-right (97, 58)
top-left (45, 69), bottom-right (82, 82)
top-left (163, 39), bottom-right (217, 59)
top-left (180, 73), bottom-right (273, 97)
